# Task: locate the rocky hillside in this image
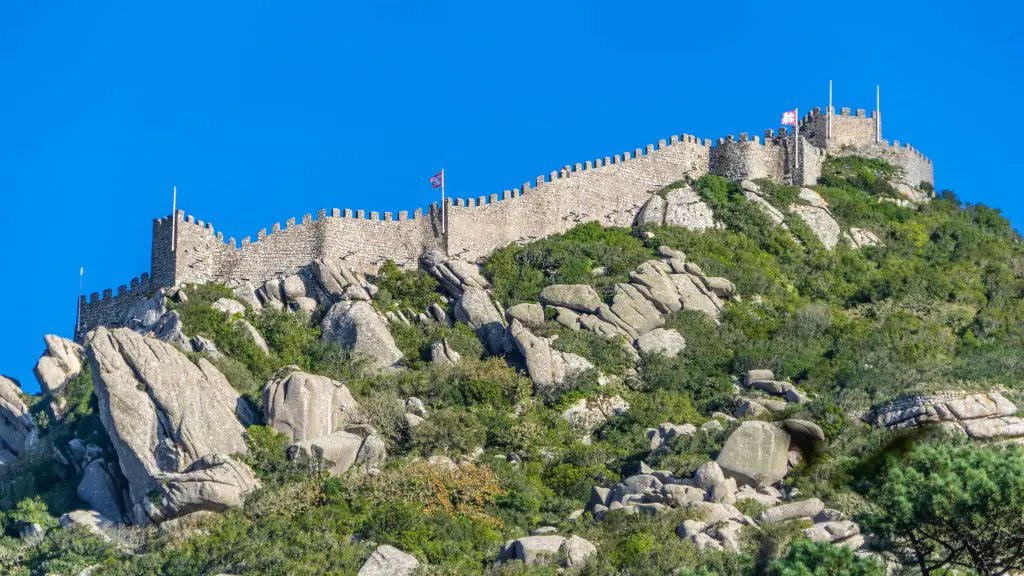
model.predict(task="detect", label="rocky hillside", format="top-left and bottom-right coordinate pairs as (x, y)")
top-left (3, 156), bottom-right (1024, 575)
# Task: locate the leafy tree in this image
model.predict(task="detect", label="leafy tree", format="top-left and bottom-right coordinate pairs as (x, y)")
top-left (769, 539), bottom-right (884, 576)
top-left (863, 441), bottom-right (1024, 575)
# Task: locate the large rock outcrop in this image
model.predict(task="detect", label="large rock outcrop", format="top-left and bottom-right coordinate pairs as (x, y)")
top-left (86, 327), bottom-right (257, 524)
top-left (77, 459), bottom-right (126, 522)
top-left (637, 186), bottom-right (719, 230)
top-left (539, 284), bottom-right (603, 313)
top-left (510, 320), bottom-right (593, 398)
top-left (263, 366), bottom-right (363, 442)
top-left (140, 455), bottom-right (259, 524)
top-left (0, 376), bottom-right (35, 462)
top-left (865, 390), bottom-right (1024, 440)
top-left (33, 335), bottom-right (84, 395)
top-left (716, 421), bottom-right (791, 486)
top-left (321, 301), bottom-right (403, 372)
top-left (421, 250), bottom-right (490, 299)
top-left (454, 287), bottom-right (511, 355)
top-left (289, 428), bottom-right (387, 476)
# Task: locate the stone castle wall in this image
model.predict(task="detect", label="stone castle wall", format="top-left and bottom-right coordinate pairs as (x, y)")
top-left (445, 135), bottom-right (712, 261)
top-left (76, 105), bottom-right (934, 339)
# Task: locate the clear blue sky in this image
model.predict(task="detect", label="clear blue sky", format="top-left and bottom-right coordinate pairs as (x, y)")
top-left (1, 1), bottom-right (1021, 392)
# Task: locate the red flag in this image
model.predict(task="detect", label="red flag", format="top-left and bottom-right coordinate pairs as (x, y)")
top-left (430, 171), bottom-right (444, 189)
top-left (781, 110), bottom-right (798, 126)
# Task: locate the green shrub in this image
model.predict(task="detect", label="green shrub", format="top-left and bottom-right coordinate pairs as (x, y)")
top-left (410, 409), bottom-right (486, 456)
top-left (373, 259), bottom-right (441, 312)
top-left (485, 221), bottom-right (654, 304)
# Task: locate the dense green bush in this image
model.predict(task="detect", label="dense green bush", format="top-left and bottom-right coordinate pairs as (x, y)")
top-left (485, 221), bottom-right (655, 305)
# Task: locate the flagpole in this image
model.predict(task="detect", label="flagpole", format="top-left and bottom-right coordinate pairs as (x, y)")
top-left (794, 107), bottom-right (800, 170)
top-left (876, 85), bottom-right (881, 143)
top-left (828, 80), bottom-right (833, 140)
top-left (76, 266), bottom-right (83, 338)
top-left (441, 169), bottom-right (446, 235)
top-left (171, 185), bottom-right (177, 252)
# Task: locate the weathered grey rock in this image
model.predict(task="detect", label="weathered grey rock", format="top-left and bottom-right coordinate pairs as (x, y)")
top-left (501, 535), bottom-right (567, 565)
top-left (322, 301), bottom-right (403, 372)
top-left (752, 380), bottom-right (794, 396)
top-left (686, 501), bottom-right (743, 525)
top-left (964, 416), bottom-right (1024, 440)
top-left (421, 250), bottom-right (490, 295)
top-left (405, 397), bottom-right (427, 418)
top-left (34, 334), bottom-right (85, 394)
top-left (744, 189), bottom-right (787, 226)
top-left (506, 302), bottom-right (545, 328)
top-left (289, 429), bottom-right (386, 476)
top-left (430, 339), bottom-right (462, 366)
top-left (190, 335), bottom-right (224, 360)
top-left (702, 277), bottom-right (736, 299)
top-left (454, 287), bottom-right (511, 355)
top-left (636, 328), bottom-right (686, 358)
top-left (648, 422), bottom-right (696, 450)
top-left (663, 484), bottom-right (706, 507)
top-left (404, 413), bottom-right (425, 428)
top-left (258, 278), bottom-right (285, 309)
top-left (804, 520), bottom-right (860, 543)
top-left (669, 274), bottom-right (721, 319)
top-left (147, 310), bottom-right (192, 352)
top-left (630, 261), bottom-right (683, 314)
top-left (123, 293), bottom-right (167, 330)
top-left (235, 319), bottom-right (269, 355)
top-left (717, 421), bottom-right (791, 486)
top-left (781, 419), bottom-right (827, 450)
top-left (292, 296), bottom-right (318, 316)
top-left (60, 510), bottom-right (114, 539)
top-left (734, 399), bottom-right (769, 419)
top-left (789, 204), bottom-right (841, 250)
top-left (77, 460), bottom-right (125, 522)
top-left (550, 306), bottom-right (581, 330)
top-left (562, 535), bottom-right (597, 567)
top-left (309, 259), bottom-right (371, 303)
top-left (714, 519), bottom-right (745, 552)
top-left (561, 395), bottom-right (630, 437)
top-left (848, 227), bottom-right (882, 248)
top-left (0, 376), bottom-right (34, 457)
top-left (588, 486), bottom-right (611, 511)
top-left (230, 281), bottom-right (263, 312)
top-left (676, 519), bottom-right (708, 539)
top-left (637, 193), bottom-right (666, 228)
top-left (358, 544), bottom-right (420, 576)
top-left (281, 274), bottom-right (308, 302)
top-left (212, 298), bottom-right (246, 316)
top-left (735, 485), bottom-right (781, 507)
top-left (759, 498), bottom-right (824, 524)
top-left (598, 283), bottom-right (665, 339)
top-left (86, 327), bottom-right (256, 524)
top-left (639, 186), bottom-right (718, 230)
top-left (511, 320), bottom-right (593, 398)
top-left (744, 369), bottom-right (775, 387)
top-left (539, 284), bottom-right (602, 313)
top-left (139, 454), bottom-right (259, 524)
top-left (263, 367), bottom-right (362, 442)
top-left (798, 188), bottom-right (829, 209)
top-left (692, 461), bottom-right (727, 493)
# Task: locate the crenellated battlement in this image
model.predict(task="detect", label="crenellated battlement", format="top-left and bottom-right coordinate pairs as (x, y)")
top-left (76, 101), bottom-right (936, 340)
top-left (447, 132), bottom-right (712, 209)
